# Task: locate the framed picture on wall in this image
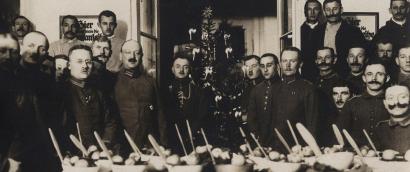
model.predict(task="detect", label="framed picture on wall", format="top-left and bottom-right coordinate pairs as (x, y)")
top-left (59, 15), bottom-right (101, 43)
top-left (342, 12), bottom-right (379, 41)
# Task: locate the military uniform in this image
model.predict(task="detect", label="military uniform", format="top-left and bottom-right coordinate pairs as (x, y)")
top-left (270, 75), bottom-right (319, 152)
top-left (57, 78), bottom-right (118, 149)
top-left (375, 117), bottom-right (410, 153)
top-left (165, 78), bottom-right (209, 154)
top-left (247, 78), bottom-right (279, 146)
top-left (315, 72), bottom-right (344, 146)
top-left (114, 69), bottom-right (166, 147)
top-left (397, 72), bottom-right (410, 89)
top-left (241, 77), bottom-right (263, 116)
top-left (346, 73), bottom-right (365, 95)
top-left (338, 91), bottom-right (390, 147)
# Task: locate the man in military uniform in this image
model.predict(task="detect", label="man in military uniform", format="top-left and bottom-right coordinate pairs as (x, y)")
top-left (375, 38), bottom-right (398, 82)
top-left (313, 47), bottom-right (344, 146)
top-left (247, 53), bottom-right (280, 146)
top-left (114, 40), bottom-right (166, 147)
top-left (300, 0), bottom-right (322, 82)
top-left (375, 85), bottom-right (410, 153)
top-left (8, 31), bottom-right (59, 172)
top-left (241, 55), bottom-right (263, 122)
top-left (338, 62), bottom-right (390, 147)
top-left (165, 56), bottom-right (209, 154)
top-left (346, 45), bottom-right (369, 95)
top-left (332, 81), bottom-right (352, 113)
top-left (270, 47), bottom-right (319, 151)
top-left (57, 45), bottom-right (118, 149)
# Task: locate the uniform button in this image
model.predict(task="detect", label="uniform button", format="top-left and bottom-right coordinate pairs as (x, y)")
top-left (264, 102), bottom-right (268, 105)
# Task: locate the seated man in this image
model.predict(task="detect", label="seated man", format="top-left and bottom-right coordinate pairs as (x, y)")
top-left (376, 85), bottom-right (410, 153)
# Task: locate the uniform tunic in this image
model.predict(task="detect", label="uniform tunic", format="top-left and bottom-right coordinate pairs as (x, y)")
top-left (301, 22), bottom-right (320, 82)
top-left (247, 78), bottom-right (279, 146)
top-left (114, 69), bottom-right (166, 146)
top-left (315, 72), bottom-right (344, 146)
top-left (346, 73), bottom-right (365, 96)
top-left (59, 79), bottom-right (118, 148)
top-left (338, 91), bottom-right (390, 147)
top-left (165, 78), bottom-right (209, 154)
top-left (375, 117), bottom-right (410, 153)
top-left (270, 75), bottom-right (319, 152)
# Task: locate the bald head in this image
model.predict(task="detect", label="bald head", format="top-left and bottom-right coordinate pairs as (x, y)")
top-left (21, 31), bottom-right (49, 64)
top-left (0, 33), bottom-right (19, 63)
top-left (121, 40), bottom-right (143, 70)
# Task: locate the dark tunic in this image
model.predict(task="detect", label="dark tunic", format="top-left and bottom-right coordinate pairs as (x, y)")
top-left (397, 72), bottom-right (410, 89)
top-left (314, 72), bottom-right (344, 146)
top-left (241, 77), bottom-right (263, 116)
top-left (346, 73), bottom-right (365, 96)
top-left (373, 20), bottom-right (410, 54)
top-left (315, 21), bottom-right (366, 78)
top-left (247, 78), bottom-right (279, 146)
top-left (114, 69), bottom-right (166, 147)
top-left (58, 79), bottom-right (118, 148)
top-left (338, 91), bottom-right (390, 147)
top-left (270, 75), bottom-right (319, 152)
top-left (301, 22), bottom-right (320, 82)
top-left (165, 78), bottom-right (209, 154)
top-left (375, 117), bottom-right (410, 153)
top-left (7, 62), bottom-right (60, 172)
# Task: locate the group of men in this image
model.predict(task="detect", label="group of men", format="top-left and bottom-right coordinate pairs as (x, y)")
top-left (245, 0), bottom-right (410, 154)
top-left (0, 9), bottom-right (211, 172)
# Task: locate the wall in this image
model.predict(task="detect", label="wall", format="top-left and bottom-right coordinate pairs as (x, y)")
top-left (20, 0), bottom-right (135, 43)
top-left (216, 16), bottom-right (279, 57)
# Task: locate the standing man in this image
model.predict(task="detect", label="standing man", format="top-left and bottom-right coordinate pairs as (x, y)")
top-left (313, 47), bottom-right (344, 146)
top-left (114, 40), bottom-right (166, 147)
top-left (346, 45), bottom-right (369, 95)
top-left (0, 30), bottom-right (20, 172)
top-left (395, 45), bottom-right (410, 88)
top-left (301, 0), bottom-right (322, 82)
top-left (376, 85), bottom-right (410, 153)
top-left (11, 16), bottom-right (32, 48)
top-left (165, 56), bottom-right (209, 154)
top-left (316, 0), bottom-right (366, 78)
top-left (373, 0), bottom-right (410, 53)
top-left (98, 10), bottom-right (125, 73)
top-left (90, 36), bottom-right (117, 95)
top-left (271, 47), bottom-right (319, 151)
top-left (338, 62), bottom-right (390, 147)
top-left (57, 45), bottom-right (118, 149)
top-left (49, 15), bottom-right (86, 57)
top-left (8, 31), bottom-right (59, 172)
top-left (241, 55), bottom-right (263, 122)
top-left (247, 53), bottom-right (280, 146)
top-left (375, 38), bottom-right (398, 82)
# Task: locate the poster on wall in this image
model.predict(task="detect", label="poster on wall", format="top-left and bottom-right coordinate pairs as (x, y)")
top-left (59, 15), bottom-right (101, 43)
top-left (342, 12), bottom-right (379, 41)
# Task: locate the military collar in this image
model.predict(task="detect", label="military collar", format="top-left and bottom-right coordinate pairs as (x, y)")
top-left (361, 90), bottom-right (384, 99)
top-left (305, 21), bottom-right (318, 29)
top-left (70, 78), bottom-right (86, 88)
top-left (121, 68), bottom-right (141, 78)
top-left (391, 18), bottom-right (406, 26)
top-left (388, 116), bottom-right (410, 127)
top-left (281, 74), bottom-right (300, 84)
top-left (398, 72), bottom-right (410, 82)
top-left (319, 71), bottom-right (338, 80)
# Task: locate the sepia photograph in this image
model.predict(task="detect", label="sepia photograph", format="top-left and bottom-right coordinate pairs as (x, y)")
top-left (0, 0), bottom-right (410, 171)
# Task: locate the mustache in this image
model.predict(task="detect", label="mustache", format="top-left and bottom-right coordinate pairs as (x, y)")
top-left (368, 81), bottom-right (382, 85)
top-left (350, 63), bottom-right (362, 66)
top-left (128, 58), bottom-right (137, 63)
top-left (318, 62), bottom-right (331, 67)
top-left (336, 100), bottom-right (344, 104)
top-left (327, 14), bottom-right (339, 18)
top-left (65, 31), bottom-right (75, 35)
top-left (388, 103), bottom-right (409, 110)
